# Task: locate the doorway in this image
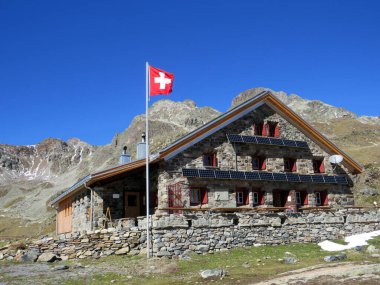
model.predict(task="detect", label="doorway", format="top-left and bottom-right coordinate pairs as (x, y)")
top-left (124, 192), bottom-right (141, 218)
top-left (273, 190), bottom-right (289, 207)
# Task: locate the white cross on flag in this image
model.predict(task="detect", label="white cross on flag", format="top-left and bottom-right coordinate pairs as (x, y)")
top-left (149, 66), bottom-right (174, 96)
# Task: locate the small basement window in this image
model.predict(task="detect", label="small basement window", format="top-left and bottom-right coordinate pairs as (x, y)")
top-left (252, 156), bottom-right (266, 170)
top-left (284, 158), bottom-right (297, 172)
top-left (203, 153), bottom-right (217, 167)
top-left (313, 159), bottom-right (325, 173)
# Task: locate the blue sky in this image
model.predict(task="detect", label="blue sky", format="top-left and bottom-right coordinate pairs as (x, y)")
top-left (1, 0), bottom-right (379, 146)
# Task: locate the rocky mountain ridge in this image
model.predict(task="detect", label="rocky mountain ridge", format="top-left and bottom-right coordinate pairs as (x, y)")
top-left (0, 88), bottom-right (379, 236)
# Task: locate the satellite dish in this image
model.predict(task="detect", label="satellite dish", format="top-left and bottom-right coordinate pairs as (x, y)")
top-left (329, 154), bottom-right (343, 164)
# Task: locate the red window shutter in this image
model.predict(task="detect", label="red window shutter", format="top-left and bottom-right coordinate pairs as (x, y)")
top-left (253, 124), bottom-right (256, 135)
top-left (319, 160), bottom-right (325, 173)
top-left (262, 123), bottom-right (267, 136)
top-left (201, 188), bottom-right (208, 204)
top-left (274, 125), bottom-right (280, 138)
top-left (259, 191), bottom-right (264, 205)
top-left (261, 158), bottom-right (266, 170)
top-left (245, 190), bottom-right (250, 205)
top-left (213, 153), bottom-right (217, 167)
top-left (303, 192), bottom-right (308, 205)
top-left (323, 192), bottom-right (328, 206)
top-left (292, 160), bottom-right (297, 172)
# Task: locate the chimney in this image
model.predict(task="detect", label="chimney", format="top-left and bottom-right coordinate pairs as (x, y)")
top-left (137, 132), bottom-right (146, 160)
top-left (119, 146), bottom-right (131, 165)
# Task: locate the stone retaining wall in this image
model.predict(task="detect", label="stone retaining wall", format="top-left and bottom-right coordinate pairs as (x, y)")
top-left (2, 210), bottom-right (380, 261)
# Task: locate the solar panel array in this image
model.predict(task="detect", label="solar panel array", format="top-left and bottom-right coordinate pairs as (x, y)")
top-left (227, 134), bottom-right (309, 149)
top-left (182, 168), bottom-right (348, 185)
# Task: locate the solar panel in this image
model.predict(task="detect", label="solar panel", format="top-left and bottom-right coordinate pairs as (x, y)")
top-left (269, 138), bottom-right (284, 146)
top-left (198, 169), bottom-right (215, 178)
top-left (286, 173), bottom-right (300, 182)
top-left (335, 176), bottom-right (348, 185)
top-left (182, 168), bottom-right (199, 177)
top-left (295, 141), bottom-right (309, 148)
top-left (230, 171), bottom-right (246, 180)
top-left (245, 171), bottom-right (260, 180)
top-left (241, 135), bottom-right (257, 143)
top-left (283, 139), bottom-right (298, 147)
top-left (215, 170), bottom-right (231, 179)
top-left (259, 172), bottom-right (274, 181)
top-left (323, 175), bottom-right (336, 184)
top-left (227, 134), bottom-right (243, 142)
top-left (272, 173), bottom-right (287, 181)
top-left (299, 174), bottom-right (313, 182)
top-left (256, 136), bottom-right (270, 144)
top-left (311, 175), bottom-right (325, 183)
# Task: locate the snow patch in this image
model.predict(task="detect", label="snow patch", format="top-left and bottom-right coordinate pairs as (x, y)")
top-left (318, 230), bottom-right (380, 251)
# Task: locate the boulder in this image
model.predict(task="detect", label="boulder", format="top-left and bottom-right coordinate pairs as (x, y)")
top-left (200, 269), bottom-right (226, 279)
top-left (37, 252), bottom-right (57, 262)
top-left (115, 246), bottom-right (130, 255)
top-left (16, 249), bottom-right (40, 262)
top-left (282, 257), bottom-right (297, 264)
top-left (52, 265), bottom-right (69, 271)
top-left (367, 245), bottom-right (379, 254)
top-left (324, 253), bottom-right (347, 262)
top-left (0, 253), bottom-right (4, 260)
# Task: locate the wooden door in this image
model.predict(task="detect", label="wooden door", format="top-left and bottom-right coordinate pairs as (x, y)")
top-left (57, 197), bottom-right (72, 234)
top-left (273, 191), bottom-right (282, 207)
top-left (124, 192), bottom-right (141, 218)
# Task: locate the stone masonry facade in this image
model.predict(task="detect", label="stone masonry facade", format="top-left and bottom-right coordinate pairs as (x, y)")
top-left (156, 105), bottom-right (355, 212)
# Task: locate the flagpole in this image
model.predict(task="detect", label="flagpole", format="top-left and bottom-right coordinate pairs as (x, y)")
top-left (145, 61), bottom-right (150, 259)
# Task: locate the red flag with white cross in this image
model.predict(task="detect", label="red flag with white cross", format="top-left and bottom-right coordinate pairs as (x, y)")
top-left (149, 66), bottom-right (174, 96)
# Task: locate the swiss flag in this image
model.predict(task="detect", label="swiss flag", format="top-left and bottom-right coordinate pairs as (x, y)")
top-left (149, 66), bottom-right (174, 96)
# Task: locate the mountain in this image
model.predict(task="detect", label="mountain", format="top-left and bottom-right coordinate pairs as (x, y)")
top-left (0, 88), bottom-right (379, 238)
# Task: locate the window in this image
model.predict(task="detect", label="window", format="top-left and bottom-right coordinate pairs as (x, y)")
top-left (315, 192), bottom-right (321, 205)
top-left (236, 188), bottom-right (249, 206)
top-left (267, 122), bottom-right (280, 138)
top-left (203, 153), bottom-right (217, 167)
top-left (252, 156), bottom-right (266, 170)
top-left (315, 191), bottom-right (328, 206)
top-left (313, 159), bottom-right (325, 173)
top-left (252, 188), bottom-right (264, 205)
top-left (252, 192), bottom-right (259, 204)
top-left (254, 123), bottom-right (264, 136)
top-left (284, 158), bottom-right (297, 172)
top-left (295, 192), bottom-right (302, 205)
top-left (190, 187), bottom-right (208, 206)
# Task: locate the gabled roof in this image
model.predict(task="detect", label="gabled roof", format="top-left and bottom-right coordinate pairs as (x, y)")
top-left (50, 91), bottom-right (363, 206)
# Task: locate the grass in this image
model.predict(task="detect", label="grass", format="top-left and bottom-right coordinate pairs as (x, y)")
top-left (59, 237), bottom-right (380, 285)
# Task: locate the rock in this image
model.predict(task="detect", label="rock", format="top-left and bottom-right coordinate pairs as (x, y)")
top-left (242, 262), bottom-right (250, 268)
top-left (200, 269), bottom-right (226, 279)
top-left (324, 253), bottom-right (347, 262)
top-left (128, 249), bottom-right (139, 256)
top-left (282, 257), bottom-right (297, 264)
top-left (72, 263), bottom-right (84, 269)
top-left (355, 246), bottom-right (365, 252)
top-left (180, 255), bottom-right (192, 261)
top-left (52, 265), bottom-right (69, 271)
top-left (16, 250), bottom-right (40, 262)
top-left (37, 252), bottom-right (57, 262)
top-left (156, 251), bottom-right (171, 257)
top-left (115, 246), bottom-right (130, 255)
top-left (0, 253), bottom-right (4, 260)
top-left (367, 245), bottom-right (379, 254)
top-left (102, 250), bottom-right (114, 256)
top-left (371, 254), bottom-right (380, 258)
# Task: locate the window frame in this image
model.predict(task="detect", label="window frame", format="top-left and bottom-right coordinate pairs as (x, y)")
top-left (284, 158), bottom-right (297, 172)
top-left (190, 187), bottom-right (208, 206)
top-left (252, 156), bottom-right (266, 170)
top-left (315, 192), bottom-right (321, 205)
top-left (236, 188), bottom-right (249, 206)
top-left (254, 123), bottom-right (264, 136)
top-left (313, 159), bottom-right (325, 173)
top-left (295, 192), bottom-right (302, 205)
top-left (203, 153), bottom-right (217, 168)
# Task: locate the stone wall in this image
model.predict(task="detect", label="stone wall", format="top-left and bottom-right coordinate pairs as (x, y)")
top-left (6, 210), bottom-right (378, 261)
